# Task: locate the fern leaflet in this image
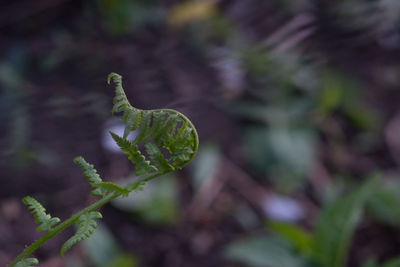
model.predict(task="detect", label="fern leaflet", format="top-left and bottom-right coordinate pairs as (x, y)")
top-left (133, 111), bottom-right (152, 145)
top-left (15, 258), bottom-right (39, 267)
top-left (73, 156), bottom-right (113, 196)
top-left (60, 211), bottom-right (103, 257)
top-left (92, 182), bottom-right (131, 197)
top-left (110, 131), bottom-right (158, 175)
top-left (145, 142), bottom-right (174, 172)
top-left (73, 156), bottom-right (102, 184)
top-left (123, 109), bottom-right (141, 139)
top-left (22, 196), bottom-right (60, 232)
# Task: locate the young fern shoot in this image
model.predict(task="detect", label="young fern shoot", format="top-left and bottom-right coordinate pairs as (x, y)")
top-left (10, 73), bottom-right (199, 267)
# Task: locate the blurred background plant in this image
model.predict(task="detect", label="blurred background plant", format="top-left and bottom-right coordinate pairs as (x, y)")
top-left (2, 0), bottom-right (400, 266)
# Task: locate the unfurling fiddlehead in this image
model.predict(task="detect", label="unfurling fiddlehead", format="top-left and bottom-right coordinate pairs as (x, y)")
top-left (107, 72), bottom-right (198, 174)
top-left (10, 73), bottom-right (198, 267)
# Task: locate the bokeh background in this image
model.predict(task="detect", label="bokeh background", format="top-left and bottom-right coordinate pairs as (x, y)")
top-left (2, 0), bottom-right (400, 266)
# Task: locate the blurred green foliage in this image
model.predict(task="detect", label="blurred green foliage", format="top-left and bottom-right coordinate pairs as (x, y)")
top-left (82, 223), bottom-right (138, 267)
top-left (97, 0), bottom-right (165, 35)
top-left (224, 176), bottom-right (381, 267)
top-left (3, 0), bottom-right (400, 265)
top-left (111, 174), bottom-right (179, 225)
top-left (224, 235), bottom-right (308, 267)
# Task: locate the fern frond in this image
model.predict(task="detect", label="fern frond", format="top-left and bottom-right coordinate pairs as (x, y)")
top-left (60, 211), bottom-right (102, 257)
top-left (110, 131), bottom-right (158, 175)
top-left (107, 73), bottom-right (199, 177)
top-left (22, 196), bottom-right (60, 232)
top-left (15, 258), bottom-right (39, 267)
top-left (10, 72), bottom-right (199, 267)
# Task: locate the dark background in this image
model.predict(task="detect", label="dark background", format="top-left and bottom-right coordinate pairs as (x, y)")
top-left (2, 0), bottom-right (400, 266)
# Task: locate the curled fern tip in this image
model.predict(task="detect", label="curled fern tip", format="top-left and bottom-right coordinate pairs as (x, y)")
top-left (107, 72), bottom-right (121, 85)
top-left (107, 72), bottom-right (199, 176)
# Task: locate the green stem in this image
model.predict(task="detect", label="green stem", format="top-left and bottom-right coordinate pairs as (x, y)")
top-left (9, 172), bottom-right (163, 267)
top-left (9, 193), bottom-right (116, 267)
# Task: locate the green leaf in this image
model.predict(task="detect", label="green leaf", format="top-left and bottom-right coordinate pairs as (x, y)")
top-left (382, 256), bottom-right (400, 267)
top-left (318, 71), bottom-right (376, 129)
top-left (61, 211), bottom-right (103, 257)
top-left (367, 181), bottom-right (400, 227)
top-left (313, 176), bottom-right (378, 267)
top-left (111, 174), bottom-right (179, 225)
top-left (361, 258), bottom-right (378, 267)
top-left (15, 258), bottom-right (39, 267)
top-left (106, 253), bottom-right (138, 267)
top-left (223, 235), bottom-right (307, 267)
top-left (317, 73), bottom-right (343, 113)
top-left (22, 196), bottom-right (60, 232)
top-left (82, 222), bottom-right (138, 267)
top-left (190, 142), bottom-right (221, 190)
top-left (242, 125), bottom-right (316, 192)
top-left (267, 220), bottom-right (314, 256)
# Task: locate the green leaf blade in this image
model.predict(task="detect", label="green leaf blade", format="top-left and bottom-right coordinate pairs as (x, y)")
top-left (224, 235), bottom-right (307, 267)
top-left (267, 220), bottom-right (314, 257)
top-left (15, 258), bottom-right (39, 267)
top-left (313, 176), bottom-right (378, 267)
top-left (60, 211), bottom-right (103, 257)
top-left (382, 256), bottom-right (400, 267)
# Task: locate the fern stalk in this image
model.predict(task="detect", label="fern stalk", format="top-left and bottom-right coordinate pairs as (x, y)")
top-left (10, 72), bottom-right (198, 266)
top-left (9, 172), bottom-right (162, 267)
